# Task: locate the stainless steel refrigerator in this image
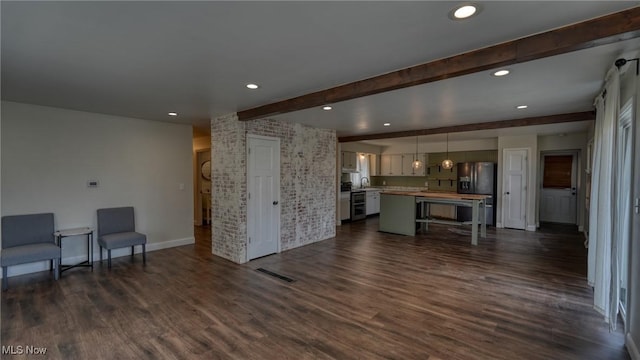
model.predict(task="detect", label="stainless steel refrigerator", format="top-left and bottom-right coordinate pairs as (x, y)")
top-left (457, 162), bottom-right (497, 226)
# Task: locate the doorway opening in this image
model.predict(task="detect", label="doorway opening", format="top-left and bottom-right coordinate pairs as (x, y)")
top-left (196, 150), bottom-right (212, 226)
top-left (193, 127), bottom-right (212, 242)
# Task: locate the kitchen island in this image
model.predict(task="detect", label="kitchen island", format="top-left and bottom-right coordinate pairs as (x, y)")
top-left (379, 191), bottom-right (490, 245)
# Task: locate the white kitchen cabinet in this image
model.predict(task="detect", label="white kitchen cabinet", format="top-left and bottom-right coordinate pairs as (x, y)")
top-left (414, 154), bottom-right (427, 176)
top-left (401, 154), bottom-right (415, 175)
top-left (390, 155), bottom-right (402, 175)
top-left (381, 154), bottom-right (412, 176)
top-left (340, 192), bottom-right (351, 221)
top-left (366, 190), bottom-right (380, 215)
top-left (380, 154), bottom-right (429, 177)
top-left (368, 154), bottom-right (379, 176)
top-left (341, 151), bottom-right (357, 172)
top-left (380, 154), bottom-right (392, 175)
top-left (400, 153), bottom-right (427, 176)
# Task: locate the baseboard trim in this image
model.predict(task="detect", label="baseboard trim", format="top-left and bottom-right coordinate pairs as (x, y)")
top-left (526, 225), bottom-right (537, 232)
top-left (628, 332), bottom-right (640, 360)
top-left (1, 236), bottom-right (195, 278)
top-left (496, 222), bottom-right (503, 228)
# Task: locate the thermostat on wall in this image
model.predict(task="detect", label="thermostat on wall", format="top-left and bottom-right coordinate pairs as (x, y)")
top-left (87, 180), bottom-right (99, 188)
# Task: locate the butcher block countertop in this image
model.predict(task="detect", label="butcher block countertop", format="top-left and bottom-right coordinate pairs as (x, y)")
top-left (381, 191), bottom-right (490, 200)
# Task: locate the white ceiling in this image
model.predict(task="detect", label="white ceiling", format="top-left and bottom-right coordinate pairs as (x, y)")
top-left (2, 1), bottom-right (638, 139)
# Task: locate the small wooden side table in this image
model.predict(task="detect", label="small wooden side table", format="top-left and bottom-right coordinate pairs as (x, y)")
top-left (54, 227), bottom-right (93, 276)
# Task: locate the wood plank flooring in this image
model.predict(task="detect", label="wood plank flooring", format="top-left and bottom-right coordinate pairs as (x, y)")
top-left (1, 218), bottom-right (629, 359)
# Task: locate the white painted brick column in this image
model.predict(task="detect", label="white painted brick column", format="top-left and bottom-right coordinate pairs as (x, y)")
top-left (211, 113), bottom-right (337, 264)
top-left (211, 113), bottom-right (247, 263)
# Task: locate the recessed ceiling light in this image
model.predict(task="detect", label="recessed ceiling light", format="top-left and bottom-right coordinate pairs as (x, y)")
top-left (492, 69), bottom-right (510, 77)
top-left (383, 123), bottom-right (391, 127)
top-left (322, 106), bottom-right (332, 111)
top-left (450, 4), bottom-right (480, 20)
top-left (516, 105), bottom-right (528, 109)
top-left (168, 112), bottom-right (178, 116)
top-left (246, 83), bottom-right (259, 90)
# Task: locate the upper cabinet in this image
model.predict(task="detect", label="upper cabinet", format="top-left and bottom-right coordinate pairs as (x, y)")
top-left (374, 150), bottom-right (496, 182)
top-left (380, 154), bottom-right (427, 176)
top-left (341, 151), bottom-right (357, 172)
top-left (401, 154), bottom-right (415, 176)
top-left (380, 154), bottom-right (403, 175)
top-left (368, 154), bottom-right (379, 176)
top-left (380, 154), bottom-right (391, 175)
top-left (402, 153), bottom-right (426, 176)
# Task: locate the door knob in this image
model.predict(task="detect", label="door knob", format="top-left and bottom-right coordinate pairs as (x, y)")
top-left (273, 201), bottom-right (279, 205)
top-left (505, 192), bottom-right (510, 195)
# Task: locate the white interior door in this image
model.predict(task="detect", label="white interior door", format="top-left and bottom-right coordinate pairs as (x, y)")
top-left (247, 135), bottom-right (280, 260)
top-left (540, 152), bottom-right (577, 224)
top-left (503, 148), bottom-right (528, 230)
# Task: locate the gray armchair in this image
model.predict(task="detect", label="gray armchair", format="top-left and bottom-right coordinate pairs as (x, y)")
top-left (1, 213), bottom-right (60, 291)
top-left (97, 207), bottom-right (146, 269)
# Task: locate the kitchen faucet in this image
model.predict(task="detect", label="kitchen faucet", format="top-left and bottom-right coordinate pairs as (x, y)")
top-left (360, 177), bottom-right (369, 188)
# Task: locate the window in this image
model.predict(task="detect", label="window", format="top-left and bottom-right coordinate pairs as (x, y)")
top-left (543, 155), bottom-right (572, 188)
top-left (350, 153), bottom-right (370, 188)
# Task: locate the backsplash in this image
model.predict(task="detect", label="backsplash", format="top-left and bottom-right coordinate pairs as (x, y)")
top-left (371, 176), bottom-right (430, 188)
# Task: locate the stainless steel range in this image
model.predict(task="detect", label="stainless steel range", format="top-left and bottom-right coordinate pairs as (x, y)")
top-left (350, 190), bottom-right (366, 221)
top-left (340, 181), bottom-right (352, 192)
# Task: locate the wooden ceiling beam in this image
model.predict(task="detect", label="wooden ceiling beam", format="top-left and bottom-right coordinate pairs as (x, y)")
top-left (337, 111), bottom-right (595, 143)
top-left (237, 7), bottom-right (640, 121)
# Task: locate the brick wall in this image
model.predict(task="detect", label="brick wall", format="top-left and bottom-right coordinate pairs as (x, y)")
top-left (211, 114), bottom-right (336, 263)
top-left (211, 113), bottom-right (247, 263)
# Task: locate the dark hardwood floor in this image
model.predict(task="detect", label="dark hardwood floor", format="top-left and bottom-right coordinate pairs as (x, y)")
top-left (1, 218), bottom-right (629, 359)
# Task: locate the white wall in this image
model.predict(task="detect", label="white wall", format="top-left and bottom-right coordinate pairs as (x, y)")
top-left (538, 132), bottom-right (587, 152)
top-left (341, 142), bottom-right (383, 154)
top-left (497, 134), bottom-right (538, 231)
top-left (538, 132), bottom-right (588, 230)
top-left (381, 138), bottom-right (498, 154)
top-left (1, 101), bottom-right (194, 277)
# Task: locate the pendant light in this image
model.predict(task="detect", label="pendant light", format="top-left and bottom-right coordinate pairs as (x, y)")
top-left (412, 135), bottom-right (423, 169)
top-left (442, 133), bottom-right (454, 170)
